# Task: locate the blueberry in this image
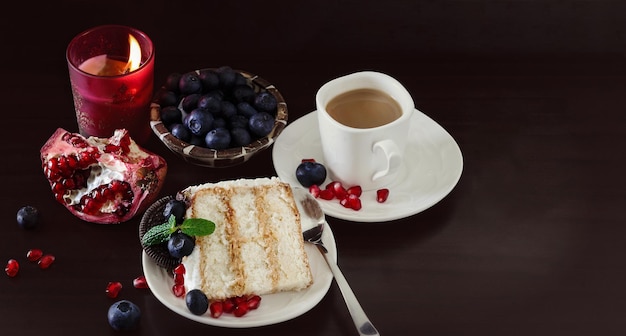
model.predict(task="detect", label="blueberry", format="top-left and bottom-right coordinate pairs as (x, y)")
top-left (167, 232), bottom-right (195, 259)
top-left (205, 128), bottom-right (232, 150)
top-left (197, 94), bottom-right (221, 115)
top-left (216, 66), bottom-right (237, 91)
top-left (248, 111), bottom-right (275, 137)
top-left (185, 289), bottom-right (209, 316)
top-left (154, 89), bottom-right (178, 107)
top-left (163, 199), bottom-right (186, 224)
top-left (231, 84), bottom-right (255, 103)
top-left (184, 109), bottom-right (214, 136)
top-left (107, 300), bottom-right (141, 331)
top-left (179, 72), bottom-right (202, 95)
top-left (160, 106), bottom-right (182, 126)
top-left (295, 161), bottom-right (327, 187)
top-left (213, 117), bottom-right (227, 129)
top-left (17, 205), bottom-right (39, 230)
top-left (220, 100), bottom-right (237, 119)
top-left (237, 102), bottom-right (258, 118)
top-left (165, 72), bottom-right (182, 92)
top-left (170, 123), bottom-right (191, 142)
top-left (228, 114), bottom-right (249, 129)
top-left (254, 91), bottom-right (278, 112)
top-left (230, 127), bottom-right (252, 147)
top-left (181, 93), bottom-right (200, 113)
top-left (198, 69), bottom-right (219, 91)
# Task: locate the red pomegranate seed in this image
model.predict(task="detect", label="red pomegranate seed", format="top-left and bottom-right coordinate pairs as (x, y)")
top-left (173, 273), bottom-right (184, 285)
top-left (38, 254), bottom-right (56, 269)
top-left (247, 295), bottom-right (262, 310)
top-left (309, 184), bottom-right (321, 198)
top-left (106, 281), bottom-right (123, 298)
top-left (172, 284), bottom-right (185, 297)
top-left (26, 248), bottom-right (43, 262)
top-left (346, 185), bottom-right (362, 197)
top-left (301, 158), bottom-right (316, 163)
top-left (5, 259), bottom-right (19, 277)
top-left (173, 264), bottom-right (186, 275)
top-left (133, 275), bottom-right (149, 289)
top-left (209, 301), bottom-right (223, 318)
top-left (319, 189), bottom-right (335, 200)
top-left (376, 188), bottom-right (390, 203)
top-left (223, 298), bottom-right (236, 313)
top-left (329, 181), bottom-right (347, 199)
top-left (233, 303), bottom-right (249, 317)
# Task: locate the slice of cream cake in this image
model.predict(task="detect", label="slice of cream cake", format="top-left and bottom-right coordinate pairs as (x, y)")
top-left (179, 177), bottom-right (313, 300)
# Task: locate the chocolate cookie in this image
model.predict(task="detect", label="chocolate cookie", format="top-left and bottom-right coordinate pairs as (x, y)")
top-left (139, 195), bottom-right (182, 271)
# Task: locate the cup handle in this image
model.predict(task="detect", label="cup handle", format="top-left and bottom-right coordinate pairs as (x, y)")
top-left (371, 140), bottom-right (402, 181)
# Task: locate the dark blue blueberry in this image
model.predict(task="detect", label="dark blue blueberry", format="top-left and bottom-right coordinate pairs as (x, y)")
top-left (220, 101), bottom-right (237, 119)
top-left (181, 93), bottom-right (200, 113)
top-left (184, 109), bottom-right (214, 136)
top-left (213, 117), bottom-right (227, 129)
top-left (205, 128), bottom-right (232, 149)
top-left (163, 199), bottom-right (186, 224)
top-left (248, 111), bottom-right (275, 137)
top-left (17, 205), bottom-right (39, 230)
top-left (179, 72), bottom-right (203, 95)
top-left (107, 300), bottom-right (141, 331)
top-left (185, 289), bottom-right (209, 316)
top-left (230, 127), bottom-right (252, 147)
top-left (198, 69), bottom-right (219, 91)
top-left (160, 106), bottom-right (182, 126)
top-left (167, 232), bottom-right (195, 259)
top-left (197, 94), bottom-right (222, 115)
top-left (295, 161), bottom-right (327, 187)
top-left (254, 91), bottom-right (278, 112)
top-left (170, 123), bottom-right (191, 142)
top-left (216, 66), bottom-right (237, 91)
top-left (165, 72), bottom-right (182, 92)
top-left (228, 114), bottom-right (249, 129)
top-left (231, 84), bottom-right (255, 103)
top-left (154, 89), bottom-right (178, 107)
top-left (237, 102), bottom-right (258, 118)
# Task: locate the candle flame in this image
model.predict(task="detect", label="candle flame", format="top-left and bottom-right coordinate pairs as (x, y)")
top-left (126, 34), bottom-right (141, 73)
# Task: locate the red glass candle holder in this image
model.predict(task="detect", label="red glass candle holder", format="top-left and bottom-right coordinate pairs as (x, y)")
top-left (66, 25), bottom-right (154, 144)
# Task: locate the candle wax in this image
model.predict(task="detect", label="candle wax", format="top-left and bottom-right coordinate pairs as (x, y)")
top-left (79, 54), bottom-right (129, 76)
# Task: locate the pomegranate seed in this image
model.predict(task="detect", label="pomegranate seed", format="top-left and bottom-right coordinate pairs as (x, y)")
top-left (223, 298), bottom-right (236, 313)
top-left (26, 248), bottom-right (43, 262)
top-left (329, 181), bottom-right (347, 199)
top-left (174, 273), bottom-right (184, 285)
top-left (376, 188), bottom-right (390, 203)
top-left (319, 189), bottom-right (335, 200)
top-left (301, 158), bottom-right (316, 163)
top-left (106, 281), bottom-right (123, 298)
top-left (209, 301), bottom-right (223, 318)
top-left (172, 284), bottom-right (185, 297)
top-left (5, 259), bottom-right (19, 277)
top-left (247, 295), bottom-right (262, 310)
top-left (347, 185), bottom-right (362, 197)
top-left (309, 184), bottom-right (321, 198)
top-left (133, 275), bottom-right (149, 289)
top-left (233, 303), bottom-right (249, 317)
top-left (38, 254), bottom-right (55, 269)
top-left (173, 264), bottom-right (186, 275)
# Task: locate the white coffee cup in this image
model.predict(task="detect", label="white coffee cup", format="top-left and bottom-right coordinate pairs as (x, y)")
top-left (316, 71), bottom-right (414, 191)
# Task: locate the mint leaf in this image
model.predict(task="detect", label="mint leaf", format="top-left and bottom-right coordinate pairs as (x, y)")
top-left (142, 221), bottom-right (174, 246)
top-left (179, 218), bottom-right (215, 237)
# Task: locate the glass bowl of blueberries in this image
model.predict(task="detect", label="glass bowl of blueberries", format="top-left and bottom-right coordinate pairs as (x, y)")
top-left (150, 66), bottom-right (287, 167)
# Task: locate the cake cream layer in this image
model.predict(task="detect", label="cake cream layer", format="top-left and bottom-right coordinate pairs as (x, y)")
top-left (181, 177), bottom-right (313, 300)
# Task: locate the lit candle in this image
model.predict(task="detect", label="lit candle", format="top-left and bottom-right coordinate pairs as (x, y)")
top-left (67, 25), bottom-right (154, 145)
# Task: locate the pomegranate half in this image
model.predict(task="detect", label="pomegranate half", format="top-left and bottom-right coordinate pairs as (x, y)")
top-left (40, 128), bottom-right (168, 224)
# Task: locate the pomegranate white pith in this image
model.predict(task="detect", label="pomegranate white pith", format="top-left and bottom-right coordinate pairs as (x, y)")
top-left (40, 128), bottom-right (167, 224)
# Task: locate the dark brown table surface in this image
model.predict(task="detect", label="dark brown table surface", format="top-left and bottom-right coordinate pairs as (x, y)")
top-left (3, 1), bottom-right (626, 335)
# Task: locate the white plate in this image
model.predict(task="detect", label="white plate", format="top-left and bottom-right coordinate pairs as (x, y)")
top-left (272, 110), bottom-right (464, 222)
top-left (142, 188), bottom-right (337, 328)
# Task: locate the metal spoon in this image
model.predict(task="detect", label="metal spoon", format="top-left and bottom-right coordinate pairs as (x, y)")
top-left (298, 189), bottom-right (380, 336)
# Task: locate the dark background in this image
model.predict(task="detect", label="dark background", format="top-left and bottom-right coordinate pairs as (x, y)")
top-left (1, 1), bottom-right (626, 335)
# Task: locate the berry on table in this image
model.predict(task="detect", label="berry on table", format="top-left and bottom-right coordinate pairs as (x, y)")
top-left (107, 300), bottom-right (141, 331)
top-left (17, 205), bottom-right (39, 229)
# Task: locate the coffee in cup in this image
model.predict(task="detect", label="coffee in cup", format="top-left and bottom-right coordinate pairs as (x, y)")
top-left (316, 71), bottom-right (414, 191)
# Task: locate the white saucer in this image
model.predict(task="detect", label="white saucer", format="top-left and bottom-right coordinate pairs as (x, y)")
top-left (272, 110), bottom-right (464, 222)
top-left (142, 187), bottom-right (337, 328)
